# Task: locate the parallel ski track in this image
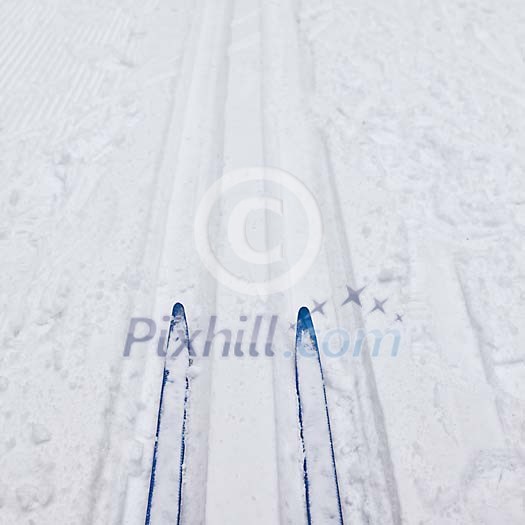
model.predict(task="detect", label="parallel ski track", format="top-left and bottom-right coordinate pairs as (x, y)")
top-left (89, 3), bottom-right (209, 521)
top-left (319, 136), bottom-right (403, 524)
top-left (100, 1), bottom-right (236, 523)
top-left (259, 0), bottom-right (403, 522)
top-left (87, 0), bottom-right (400, 521)
top-left (0, 5), bottom-right (176, 524)
top-left (172, 1), bottom-right (234, 522)
top-left (300, 0), bottom-right (402, 519)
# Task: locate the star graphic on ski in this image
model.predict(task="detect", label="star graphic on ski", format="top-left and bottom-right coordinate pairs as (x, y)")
top-left (370, 297), bottom-right (387, 314)
top-left (395, 313), bottom-right (404, 323)
top-left (341, 285), bottom-right (365, 307)
top-left (311, 299), bottom-right (327, 315)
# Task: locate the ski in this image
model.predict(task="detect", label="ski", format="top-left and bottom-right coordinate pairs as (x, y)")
top-left (145, 303), bottom-right (192, 525)
top-left (294, 307), bottom-right (344, 525)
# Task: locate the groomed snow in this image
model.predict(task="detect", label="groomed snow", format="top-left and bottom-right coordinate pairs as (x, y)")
top-left (1, 1), bottom-right (524, 524)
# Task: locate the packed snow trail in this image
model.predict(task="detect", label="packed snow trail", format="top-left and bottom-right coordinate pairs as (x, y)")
top-left (258, 1), bottom-right (402, 522)
top-left (1, 1), bottom-right (525, 525)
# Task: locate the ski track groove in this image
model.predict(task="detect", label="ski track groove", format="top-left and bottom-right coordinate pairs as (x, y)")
top-left (298, 8), bottom-right (406, 519)
top-left (258, 0), bottom-right (403, 521)
top-left (261, 5), bottom-right (358, 519)
top-left (454, 266), bottom-right (510, 439)
top-left (190, 1), bottom-right (234, 521)
top-left (97, 1), bottom-right (235, 522)
top-left (89, 3), bottom-right (206, 520)
top-left (259, 4), bottom-right (308, 523)
top-left (320, 135), bottom-right (403, 524)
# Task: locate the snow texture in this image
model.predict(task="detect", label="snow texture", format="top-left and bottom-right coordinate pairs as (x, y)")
top-left (1, 0), bottom-right (524, 524)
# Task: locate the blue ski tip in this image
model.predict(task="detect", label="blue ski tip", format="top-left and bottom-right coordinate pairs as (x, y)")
top-left (296, 306), bottom-right (315, 336)
top-left (172, 302), bottom-right (186, 319)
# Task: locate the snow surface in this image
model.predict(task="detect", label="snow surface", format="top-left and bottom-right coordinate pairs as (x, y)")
top-left (1, 0), bottom-right (525, 524)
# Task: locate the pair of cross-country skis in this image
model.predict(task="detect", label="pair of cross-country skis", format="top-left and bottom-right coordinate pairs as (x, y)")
top-left (145, 303), bottom-right (344, 525)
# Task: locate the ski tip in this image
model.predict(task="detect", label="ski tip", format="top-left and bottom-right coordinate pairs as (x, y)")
top-left (171, 302), bottom-right (187, 321)
top-left (296, 306), bottom-right (315, 335)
